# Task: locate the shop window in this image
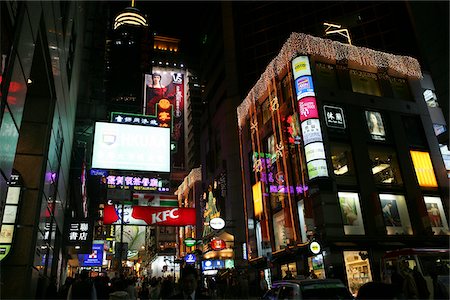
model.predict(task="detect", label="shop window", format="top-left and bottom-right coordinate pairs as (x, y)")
top-left (349, 70), bottom-right (381, 96)
top-left (390, 77), bottom-right (412, 100)
top-left (410, 151), bottom-right (438, 188)
top-left (338, 192), bottom-right (365, 235)
top-left (330, 143), bottom-right (355, 177)
top-left (365, 111), bottom-right (386, 141)
top-left (308, 254), bottom-right (325, 279)
top-left (368, 146), bottom-right (403, 185)
top-left (424, 196), bottom-right (449, 235)
top-left (281, 262), bottom-right (297, 279)
top-left (343, 251), bottom-right (373, 297)
top-left (262, 97), bottom-right (271, 124)
top-left (379, 194), bottom-right (413, 235)
top-left (315, 62), bottom-right (338, 89)
top-left (402, 116), bottom-right (427, 148)
top-left (272, 211), bottom-right (287, 250)
top-left (439, 144), bottom-right (450, 178)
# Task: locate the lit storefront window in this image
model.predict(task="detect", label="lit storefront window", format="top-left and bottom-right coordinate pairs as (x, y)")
top-left (410, 151), bottom-right (438, 188)
top-left (343, 251), bottom-right (373, 297)
top-left (273, 211), bottom-right (287, 250)
top-left (330, 143), bottom-right (355, 176)
top-left (368, 147), bottom-right (403, 185)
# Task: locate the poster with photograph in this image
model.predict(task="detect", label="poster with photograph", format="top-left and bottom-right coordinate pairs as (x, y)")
top-left (365, 111), bottom-right (386, 141)
top-left (338, 192), bottom-right (365, 235)
top-left (379, 194), bottom-right (412, 235)
top-left (424, 196), bottom-right (449, 235)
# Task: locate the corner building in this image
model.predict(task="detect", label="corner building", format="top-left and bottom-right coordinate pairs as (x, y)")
top-left (237, 33), bottom-right (449, 296)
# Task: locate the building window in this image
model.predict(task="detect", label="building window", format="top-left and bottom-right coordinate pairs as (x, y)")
top-left (424, 196), bottom-right (449, 235)
top-left (402, 116), bottom-right (427, 148)
top-left (330, 143), bottom-right (355, 177)
top-left (390, 77), bottom-right (412, 100)
top-left (365, 111), bottom-right (386, 141)
top-left (410, 151), bottom-right (438, 188)
top-left (349, 70), bottom-right (381, 96)
top-left (272, 210), bottom-right (287, 250)
top-left (379, 194), bottom-right (413, 235)
top-left (368, 146), bottom-right (403, 185)
top-left (262, 97), bottom-right (271, 124)
top-left (338, 192), bottom-right (365, 235)
top-left (343, 251), bottom-right (373, 297)
top-left (315, 62), bottom-right (338, 89)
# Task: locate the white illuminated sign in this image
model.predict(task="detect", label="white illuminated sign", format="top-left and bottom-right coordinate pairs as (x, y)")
top-left (209, 217), bottom-right (225, 230)
top-left (92, 122), bottom-right (170, 172)
top-left (305, 142), bottom-right (326, 162)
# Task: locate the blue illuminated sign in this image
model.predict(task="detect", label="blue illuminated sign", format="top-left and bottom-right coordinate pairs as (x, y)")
top-left (295, 75), bottom-right (315, 99)
top-left (90, 169), bottom-right (109, 176)
top-left (202, 259), bottom-right (225, 270)
top-left (78, 243), bottom-right (103, 267)
top-left (185, 254), bottom-right (196, 264)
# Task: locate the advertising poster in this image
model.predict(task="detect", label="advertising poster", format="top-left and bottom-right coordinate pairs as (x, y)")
top-left (144, 68), bottom-right (185, 169)
top-left (298, 97), bottom-right (319, 122)
top-left (305, 142), bottom-right (326, 162)
top-left (424, 196), bottom-right (449, 235)
top-left (307, 160), bottom-right (329, 180)
top-left (324, 105), bottom-right (346, 129)
top-left (365, 111), bottom-right (386, 141)
top-left (0, 225), bottom-right (14, 243)
top-left (379, 194), bottom-right (412, 235)
top-left (338, 192), bottom-right (365, 235)
top-left (301, 119), bottom-right (323, 145)
top-left (292, 56), bottom-right (312, 79)
top-left (295, 76), bottom-right (315, 100)
top-left (2, 205), bottom-right (17, 223)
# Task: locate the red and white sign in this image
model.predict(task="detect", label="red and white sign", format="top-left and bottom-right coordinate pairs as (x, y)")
top-left (103, 205), bottom-right (196, 226)
top-left (210, 239), bottom-right (226, 250)
top-left (298, 97), bottom-right (319, 122)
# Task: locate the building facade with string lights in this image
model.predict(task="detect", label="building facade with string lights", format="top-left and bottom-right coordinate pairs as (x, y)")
top-left (237, 32), bottom-right (449, 296)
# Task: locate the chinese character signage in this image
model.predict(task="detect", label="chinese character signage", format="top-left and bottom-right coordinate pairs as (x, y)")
top-left (68, 221), bottom-right (92, 244)
top-left (111, 112), bottom-right (161, 127)
top-left (324, 105), bottom-right (346, 129)
top-left (103, 205), bottom-right (196, 226)
top-left (105, 175), bottom-right (170, 192)
top-left (291, 56), bottom-right (329, 180)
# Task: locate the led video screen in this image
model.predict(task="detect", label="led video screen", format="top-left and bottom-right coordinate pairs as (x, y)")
top-left (92, 122), bottom-right (170, 172)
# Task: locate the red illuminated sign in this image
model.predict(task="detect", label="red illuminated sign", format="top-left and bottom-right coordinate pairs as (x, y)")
top-left (210, 239), bottom-right (226, 250)
top-left (298, 97), bottom-right (319, 122)
top-left (103, 205), bottom-right (196, 226)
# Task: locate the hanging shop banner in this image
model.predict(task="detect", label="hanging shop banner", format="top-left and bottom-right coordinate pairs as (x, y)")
top-left (103, 205), bottom-right (196, 226)
top-left (301, 119), bottom-right (323, 145)
top-left (292, 55), bottom-right (329, 180)
top-left (295, 76), bottom-right (315, 99)
top-left (324, 105), bottom-right (346, 129)
top-left (292, 56), bottom-right (312, 78)
top-left (68, 221), bottom-right (92, 245)
top-left (298, 97), bottom-right (319, 122)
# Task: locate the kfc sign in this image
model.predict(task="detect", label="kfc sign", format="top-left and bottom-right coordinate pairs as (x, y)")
top-left (103, 205), bottom-right (196, 226)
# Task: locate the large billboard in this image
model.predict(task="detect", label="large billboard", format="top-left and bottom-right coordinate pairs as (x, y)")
top-left (91, 122), bottom-right (170, 172)
top-left (103, 205), bottom-right (196, 226)
top-left (144, 68), bottom-right (185, 168)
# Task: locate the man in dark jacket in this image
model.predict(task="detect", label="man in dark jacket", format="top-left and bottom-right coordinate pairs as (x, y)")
top-left (170, 266), bottom-right (210, 300)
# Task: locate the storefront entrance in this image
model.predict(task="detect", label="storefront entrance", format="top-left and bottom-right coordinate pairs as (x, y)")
top-left (343, 250), bottom-right (372, 296)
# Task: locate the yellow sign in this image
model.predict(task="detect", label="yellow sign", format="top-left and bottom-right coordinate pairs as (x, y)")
top-left (410, 151), bottom-right (438, 187)
top-left (252, 182), bottom-right (263, 218)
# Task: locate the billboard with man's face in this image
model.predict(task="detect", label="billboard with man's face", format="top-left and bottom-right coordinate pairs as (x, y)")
top-left (144, 68), bottom-right (185, 169)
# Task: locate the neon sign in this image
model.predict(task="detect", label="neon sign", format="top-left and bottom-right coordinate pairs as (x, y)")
top-left (106, 175), bottom-right (169, 192)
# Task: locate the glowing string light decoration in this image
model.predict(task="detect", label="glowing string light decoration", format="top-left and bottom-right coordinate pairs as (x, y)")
top-left (237, 32), bottom-right (422, 129)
